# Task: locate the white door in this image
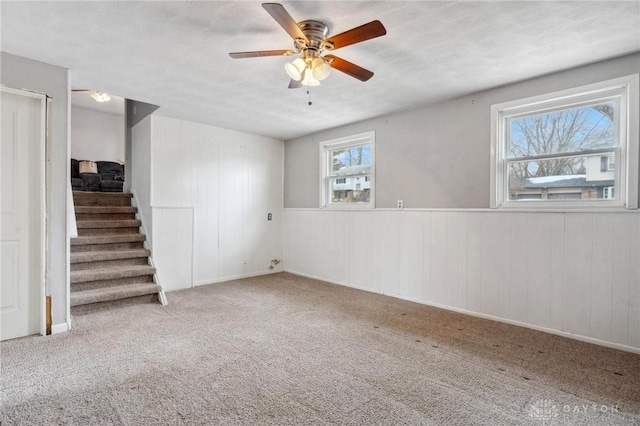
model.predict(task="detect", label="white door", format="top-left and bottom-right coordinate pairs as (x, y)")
top-left (1, 88), bottom-right (44, 341)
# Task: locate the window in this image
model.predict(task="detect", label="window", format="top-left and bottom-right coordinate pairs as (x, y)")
top-left (491, 75), bottom-right (639, 208)
top-left (600, 155), bottom-right (615, 172)
top-left (603, 186), bottom-right (614, 200)
top-left (607, 155), bottom-right (615, 171)
top-left (320, 131), bottom-right (375, 208)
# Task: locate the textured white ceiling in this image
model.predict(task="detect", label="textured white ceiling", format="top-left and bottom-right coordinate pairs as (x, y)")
top-left (2, 1), bottom-right (639, 140)
top-left (71, 91), bottom-right (125, 116)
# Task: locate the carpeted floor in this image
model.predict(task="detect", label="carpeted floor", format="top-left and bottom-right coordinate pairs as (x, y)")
top-left (1, 272), bottom-right (639, 425)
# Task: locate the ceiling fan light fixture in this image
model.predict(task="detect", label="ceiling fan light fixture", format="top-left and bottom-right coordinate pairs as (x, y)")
top-left (229, 3), bottom-right (387, 89)
top-left (91, 91), bottom-right (111, 103)
top-left (285, 58), bottom-right (305, 81)
top-left (312, 58), bottom-right (332, 81)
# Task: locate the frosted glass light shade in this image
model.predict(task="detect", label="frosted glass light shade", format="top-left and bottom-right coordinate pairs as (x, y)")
top-left (312, 58), bottom-right (332, 81)
top-left (301, 69), bottom-right (320, 87)
top-left (285, 58), bottom-right (305, 81)
top-left (91, 91), bottom-right (111, 102)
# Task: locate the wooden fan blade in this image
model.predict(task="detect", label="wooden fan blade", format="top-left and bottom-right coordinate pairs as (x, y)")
top-left (229, 49), bottom-right (295, 59)
top-left (262, 3), bottom-right (308, 42)
top-left (325, 55), bottom-right (374, 82)
top-left (288, 79), bottom-right (302, 89)
top-left (324, 20), bottom-right (386, 50)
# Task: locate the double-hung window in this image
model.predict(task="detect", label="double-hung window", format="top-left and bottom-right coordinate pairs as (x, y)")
top-left (320, 131), bottom-right (375, 208)
top-left (491, 75), bottom-right (638, 208)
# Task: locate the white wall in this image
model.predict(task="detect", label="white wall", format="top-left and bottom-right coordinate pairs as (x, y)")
top-left (1, 52), bottom-right (69, 330)
top-left (130, 116), bottom-right (153, 243)
top-left (149, 116), bottom-right (283, 291)
top-left (284, 209), bottom-right (640, 353)
top-left (71, 106), bottom-right (124, 162)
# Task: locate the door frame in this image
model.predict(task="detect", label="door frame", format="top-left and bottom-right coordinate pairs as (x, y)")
top-left (1, 85), bottom-right (48, 337)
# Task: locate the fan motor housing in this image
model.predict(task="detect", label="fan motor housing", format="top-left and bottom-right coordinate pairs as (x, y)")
top-left (297, 20), bottom-right (329, 48)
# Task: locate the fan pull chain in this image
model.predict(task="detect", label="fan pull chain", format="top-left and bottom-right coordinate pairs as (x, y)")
top-left (307, 90), bottom-right (312, 106)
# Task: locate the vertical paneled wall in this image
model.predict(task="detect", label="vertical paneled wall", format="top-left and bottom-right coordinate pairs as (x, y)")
top-left (283, 209), bottom-right (640, 352)
top-left (131, 117), bottom-right (153, 243)
top-left (152, 207), bottom-right (193, 291)
top-left (150, 116), bottom-right (283, 291)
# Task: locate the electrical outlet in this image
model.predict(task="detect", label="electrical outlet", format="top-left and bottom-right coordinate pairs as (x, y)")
top-left (267, 213), bottom-right (272, 221)
top-left (397, 200), bottom-right (404, 209)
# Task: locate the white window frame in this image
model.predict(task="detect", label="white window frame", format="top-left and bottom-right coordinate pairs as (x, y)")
top-left (319, 131), bottom-right (375, 209)
top-left (490, 74), bottom-right (639, 209)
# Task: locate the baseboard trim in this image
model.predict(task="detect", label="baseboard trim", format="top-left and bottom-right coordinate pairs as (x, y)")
top-left (284, 269), bottom-right (640, 355)
top-left (188, 268), bottom-right (284, 289)
top-left (51, 322), bottom-right (69, 335)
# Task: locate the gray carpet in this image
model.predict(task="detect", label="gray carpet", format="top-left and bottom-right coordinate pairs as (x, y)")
top-left (1, 272), bottom-right (639, 425)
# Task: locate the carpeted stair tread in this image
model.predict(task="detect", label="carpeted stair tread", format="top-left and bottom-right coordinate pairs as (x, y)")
top-left (71, 265), bottom-right (156, 284)
top-left (70, 282), bottom-right (161, 307)
top-left (76, 219), bottom-right (141, 229)
top-left (73, 192), bottom-right (133, 207)
top-left (74, 206), bottom-right (138, 214)
top-left (74, 192), bottom-right (132, 196)
top-left (71, 249), bottom-right (151, 264)
top-left (71, 241), bottom-right (145, 253)
top-left (71, 234), bottom-right (146, 245)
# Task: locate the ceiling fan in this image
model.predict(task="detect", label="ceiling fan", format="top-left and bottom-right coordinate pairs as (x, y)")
top-left (229, 3), bottom-right (387, 88)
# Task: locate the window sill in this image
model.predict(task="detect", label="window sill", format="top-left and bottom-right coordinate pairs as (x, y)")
top-left (493, 204), bottom-right (637, 213)
top-left (321, 204), bottom-right (375, 210)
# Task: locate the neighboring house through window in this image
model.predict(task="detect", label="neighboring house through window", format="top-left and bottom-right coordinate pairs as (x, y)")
top-left (320, 131), bottom-right (375, 208)
top-left (491, 74), bottom-right (639, 208)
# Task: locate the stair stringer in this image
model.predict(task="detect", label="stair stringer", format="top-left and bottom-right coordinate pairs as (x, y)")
top-left (130, 190), bottom-right (168, 306)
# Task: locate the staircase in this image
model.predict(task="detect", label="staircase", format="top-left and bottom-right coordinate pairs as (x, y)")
top-left (70, 192), bottom-right (166, 309)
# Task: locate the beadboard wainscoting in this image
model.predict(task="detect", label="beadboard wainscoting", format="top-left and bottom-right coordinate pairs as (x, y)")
top-left (283, 209), bottom-right (640, 353)
top-left (132, 115), bottom-right (284, 292)
top-left (152, 207), bottom-right (193, 292)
